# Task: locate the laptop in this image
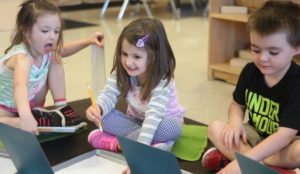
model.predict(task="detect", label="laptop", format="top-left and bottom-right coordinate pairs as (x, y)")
top-left (0, 123), bottom-right (54, 174)
top-left (118, 136), bottom-right (189, 174)
top-left (235, 152), bottom-right (278, 174)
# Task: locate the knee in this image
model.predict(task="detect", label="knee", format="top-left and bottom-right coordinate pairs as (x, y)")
top-left (161, 118), bottom-right (182, 138)
top-left (101, 109), bottom-right (129, 130)
top-left (156, 117), bottom-right (182, 140)
top-left (0, 117), bottom-right (20, 129)
top-left (102, 109), bottom-right (119, 123)
top-left (289, 142), bottom-right (300, 165)
top-left (207, 120), bottom-right (225, 142)
top-left (165, 117), bottom-right (182, 134)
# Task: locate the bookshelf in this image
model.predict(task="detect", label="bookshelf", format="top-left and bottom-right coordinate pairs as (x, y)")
top-left (208, 0), bottom-right (300, 85)
top-left (208, 0), bottom-right (255, 85)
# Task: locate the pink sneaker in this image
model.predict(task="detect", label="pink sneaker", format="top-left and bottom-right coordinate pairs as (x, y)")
top-left (88, 130), bottom-right (119, 152)
top-left (269, 166), bottom-right (297, 174)
top-left (201, 147), bottom-right (230, 172)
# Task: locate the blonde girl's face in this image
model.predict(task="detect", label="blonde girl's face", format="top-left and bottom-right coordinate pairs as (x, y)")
top-left (250, 30), bottom-right (300, 79)
top-left (121, 39), bottom-right (148, 83)
top-left (26, 13), bottom-right (61, 58)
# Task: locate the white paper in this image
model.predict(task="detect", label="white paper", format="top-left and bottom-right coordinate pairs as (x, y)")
top-left (0, 157), bottom-right (16, 174)
top-left (55, 155), bottom-right (126, 174)
top-left (91, 45), bottom-right (106, 97)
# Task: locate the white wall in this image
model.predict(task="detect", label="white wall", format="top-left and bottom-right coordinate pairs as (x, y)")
top-left (0, 0), bottom-right (22, 31)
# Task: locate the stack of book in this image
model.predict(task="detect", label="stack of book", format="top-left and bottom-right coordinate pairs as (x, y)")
top-left (230, 49), bottom-right (253, 67)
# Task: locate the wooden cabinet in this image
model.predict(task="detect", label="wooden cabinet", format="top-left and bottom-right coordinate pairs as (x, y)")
top-left (208, 0), bottom-right (256, 85)
top-left (208, 15), bottom-right (248, 84)
top-left (208, 0), bottom-right (300, 85)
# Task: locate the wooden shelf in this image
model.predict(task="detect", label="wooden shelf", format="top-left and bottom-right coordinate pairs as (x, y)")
top-left (210, 13), bottom-right (248, 23)
top-left (208, 1), bottom-right (300, 85)
top-left (209, 63), bottom-right (243, 85)
top-left (208, 0), bottom-right (253, 85)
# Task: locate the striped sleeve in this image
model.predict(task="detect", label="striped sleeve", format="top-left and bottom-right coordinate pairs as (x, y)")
top-left (96, 73), bottom-right (121, 116)
top-left (137, 80), bottom-right (171, 145)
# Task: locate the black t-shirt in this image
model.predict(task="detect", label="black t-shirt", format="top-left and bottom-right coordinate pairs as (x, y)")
top-left (233, 62), bottom-right (300, 138)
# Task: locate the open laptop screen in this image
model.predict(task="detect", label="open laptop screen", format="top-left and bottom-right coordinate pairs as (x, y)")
top-left (118, 136), bottom-right (182, 174)
top-left (235, 152), bottom-right (278, 174)
top-left (0, 123), bottom-right (54, 174)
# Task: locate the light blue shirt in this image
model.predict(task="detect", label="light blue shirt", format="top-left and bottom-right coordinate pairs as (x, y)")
top-left (0, 43), bottom-right (50, 109)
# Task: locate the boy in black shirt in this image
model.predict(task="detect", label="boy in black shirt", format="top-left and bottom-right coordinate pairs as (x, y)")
top-left (202, 1), bottom-right (300, 174)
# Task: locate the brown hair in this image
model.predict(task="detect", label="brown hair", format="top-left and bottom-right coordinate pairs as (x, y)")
top-left (111, 18), bottom-right (176, 101)
top-left (5, 0), bottom-right (64, 62)
top-left (248, 0), bottom-right (300, 47)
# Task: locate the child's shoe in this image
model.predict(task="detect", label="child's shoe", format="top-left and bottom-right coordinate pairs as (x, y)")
top-left (56, 105), bottom-right (84, 126)
top-left (201, 147), bottom-right (230, 172)
top-left (32, 105), bottom-right (84, 127)
top-left (269, 166), bottom-right (297, 174)
top-left (32, 107), bottom-right (64, 127)
top-left (152, 140), bottom-right (175, 152)
top-left (88, 130), bottom-right (119, 152)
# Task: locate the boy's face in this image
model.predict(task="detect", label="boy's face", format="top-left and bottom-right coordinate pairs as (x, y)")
top-left (250, 31), bottom-right (299, 78)
top-left (26, 13), bottom-right (61, 57)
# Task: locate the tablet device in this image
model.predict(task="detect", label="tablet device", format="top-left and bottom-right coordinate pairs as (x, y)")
top-left (0, 123), bottom-right (54, 174)
top-left (118, 136), bottom-right (186, 174)
top-left (235, 152), bottom-right (278, 174)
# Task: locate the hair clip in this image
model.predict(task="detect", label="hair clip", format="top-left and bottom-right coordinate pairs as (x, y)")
top-left (136, 34), bottom-right (149, 48)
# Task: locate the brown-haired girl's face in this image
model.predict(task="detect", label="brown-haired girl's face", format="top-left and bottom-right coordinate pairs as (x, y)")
top-left (25, 13), bottom-right (61, 57)
top-left (121, 39), bottom-right (148, 84)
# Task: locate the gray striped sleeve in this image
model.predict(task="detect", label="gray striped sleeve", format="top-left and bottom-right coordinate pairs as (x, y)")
top-left (138, 80), bottom-right (171, 144)
top-left (96, 73), bottom-right (121, 116)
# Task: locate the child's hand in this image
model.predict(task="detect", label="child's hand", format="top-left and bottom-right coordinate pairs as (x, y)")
top-left (90, 32), bottom-right (104, 48)
top-left (20, 114), bottom-right (39, 135)
top-left (85, 105), bottom-right (101, 125)
top-left (122, 167), bottom-right (131, 174)
top-left (221, 122), bottom-right (247, 149)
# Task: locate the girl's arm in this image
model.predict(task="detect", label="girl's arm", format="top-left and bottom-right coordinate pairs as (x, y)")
top-left (59, 32), bottom-right (104, 57)
top-left (138, 80), bottom-right (171, 145)
top-left (12, 54), bottom-right (38, 134)
top-left (96, 73), bottom-right (120, 116)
